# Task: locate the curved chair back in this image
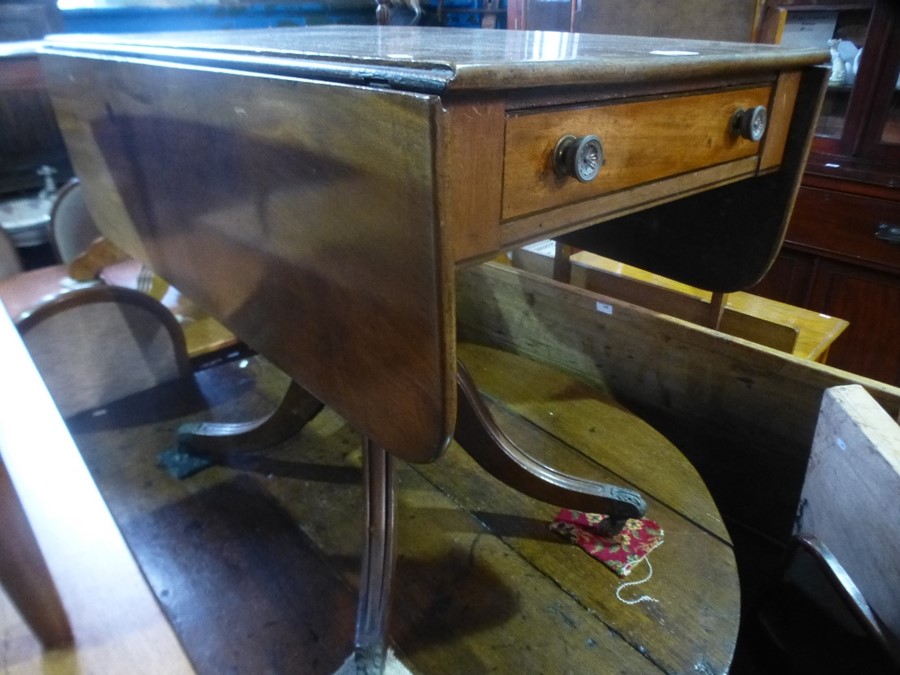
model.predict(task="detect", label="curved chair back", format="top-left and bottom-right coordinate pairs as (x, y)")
top-left (17, 285), bottom-right (191, 417)
top-left (0, 226), bottom-right (22, 282)
top-left (49, 179), bottom-right (102, 263)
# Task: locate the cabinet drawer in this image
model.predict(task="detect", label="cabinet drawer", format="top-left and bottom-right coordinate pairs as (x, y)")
top-left (502, 86), bottom-right (773, 220)
top-left (788, 187), bottom-right (900, 274)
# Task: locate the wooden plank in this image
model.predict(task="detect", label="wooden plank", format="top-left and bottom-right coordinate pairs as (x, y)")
top-left (797, 385), bottom-right (900, 640)
top-left (458, 263), bottom-right (900, 453)
top-left (0, 306), bottom-right (195, 674)
top-left (456, 263), bottom-right (900, 539)
top-left (512, 245), bottom-right (802, 353)
top-left (569, 250), bottom-right (845, 361)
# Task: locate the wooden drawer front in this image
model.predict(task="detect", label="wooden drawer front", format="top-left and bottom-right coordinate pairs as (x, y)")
top-left (789, 187), bottom-right (900, 274)
top-left (502, 86), bottom-right (772, 220)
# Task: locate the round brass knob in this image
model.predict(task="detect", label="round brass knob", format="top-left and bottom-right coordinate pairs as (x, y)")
top-left (731, 105), bottom-right (768, 142)
top-left (554, 134), bottom-right (604, 183)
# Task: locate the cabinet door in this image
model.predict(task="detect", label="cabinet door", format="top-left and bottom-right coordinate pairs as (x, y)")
top-left (751, 249), bottom-right (815, 307)
top-left (787, 186), bottom-right (900, 273)
top-left (806, 258), bottom-right (900, 386)
top-left (778, 0), bottom-right (900, 180)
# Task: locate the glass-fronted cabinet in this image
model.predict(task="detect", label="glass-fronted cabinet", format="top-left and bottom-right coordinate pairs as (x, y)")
top-left (777, 0), bottom-right (900, 183)
top-left (752, 0), bottom-right (900, 386)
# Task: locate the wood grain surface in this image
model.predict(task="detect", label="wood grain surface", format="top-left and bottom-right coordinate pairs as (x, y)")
top-left (63, 342), bottom-right (737, 673)
top-left (43, 53), bottom-right (455, 463)
top-left (797, 385), bottom-right (900, 640)
top-left (502, 86), bottom-right (772, 219)
top-left (43, 26), bottom-right (828, 94)
top-left (456, 262), bottom-right (900, 544)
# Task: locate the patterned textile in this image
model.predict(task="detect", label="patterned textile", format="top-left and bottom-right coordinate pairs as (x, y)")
top-left (550, 509), bottom-right (664, 577)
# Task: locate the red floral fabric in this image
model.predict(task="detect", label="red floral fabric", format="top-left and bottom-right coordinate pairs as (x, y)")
top-left (550, 509), bottom-right (664, 577)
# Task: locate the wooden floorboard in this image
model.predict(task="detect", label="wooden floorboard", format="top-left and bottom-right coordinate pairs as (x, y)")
top-left (67, 351), bottom-right (737, 674)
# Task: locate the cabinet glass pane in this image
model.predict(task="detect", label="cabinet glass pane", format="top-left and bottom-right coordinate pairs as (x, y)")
top-left (782, 9), bottom-right (871, 140)
top-left (881, 62), bottom-right (900, 145)
top-left (523, 0), bottom-right (573, 32)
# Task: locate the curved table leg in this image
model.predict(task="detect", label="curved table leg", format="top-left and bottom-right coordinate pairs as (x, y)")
top-left (354, 438), bottom-right (396, 675)
top-left (177, 380), bottom-right (324, 459)
top-left (454, 361), bottom-right (646, 535)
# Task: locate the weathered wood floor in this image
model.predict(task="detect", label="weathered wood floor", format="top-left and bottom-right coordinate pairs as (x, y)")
top-left (65, 344), bottom-right (740, 674)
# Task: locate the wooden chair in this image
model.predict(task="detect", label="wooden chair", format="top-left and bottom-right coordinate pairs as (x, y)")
top-left (0, 226), bottom-right (22, 282)
top-left (17, 285), bottom-right (192, 418)
top-left (48, 179), bottom-right (102, 264)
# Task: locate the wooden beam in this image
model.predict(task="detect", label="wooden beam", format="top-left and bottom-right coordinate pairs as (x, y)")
top-left (797, 385), bottom-right (900, 644)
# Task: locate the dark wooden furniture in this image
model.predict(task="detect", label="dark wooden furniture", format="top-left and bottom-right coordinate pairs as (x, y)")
top-left (751, 0), bottom-right (900, 386)
top-left (0, 456), bottom-right (72, 650)
top-left (40, 26), bottom-right (827, 672)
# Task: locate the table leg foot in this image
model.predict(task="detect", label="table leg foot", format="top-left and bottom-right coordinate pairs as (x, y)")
top-left (354, 438), bottom-right (396, 675)
top-left (176, 380), bottom-right (324, 459)
top-left (454, 361), bottom-right (646, 533)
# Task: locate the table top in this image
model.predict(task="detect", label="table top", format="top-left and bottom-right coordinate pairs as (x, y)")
top-left (44, 26), bottom-right (827, 93)
top-left (40, 27), bottom-right (829, 464)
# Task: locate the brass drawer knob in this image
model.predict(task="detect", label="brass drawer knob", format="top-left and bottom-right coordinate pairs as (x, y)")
top-left (731, 105), bottom-right (768, 142)
top-left (554, 134), bottom-right (604, 183)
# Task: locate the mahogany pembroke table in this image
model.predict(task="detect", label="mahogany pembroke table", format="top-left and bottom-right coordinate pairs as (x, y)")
top-left (40, 26), bottom-right (827, 673)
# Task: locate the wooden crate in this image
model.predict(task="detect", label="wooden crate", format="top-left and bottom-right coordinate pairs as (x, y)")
top-left (798, 385), bottom-right (900, 643)
top-left (456, 263), bottom-right (900, 545)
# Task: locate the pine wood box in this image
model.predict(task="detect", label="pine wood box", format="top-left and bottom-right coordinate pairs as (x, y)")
top-left (456, 262), bottom-right (900, 547)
